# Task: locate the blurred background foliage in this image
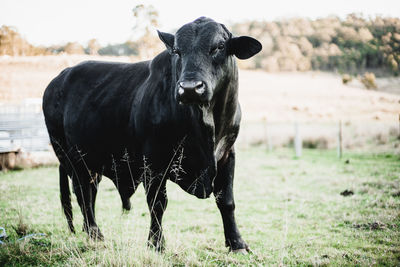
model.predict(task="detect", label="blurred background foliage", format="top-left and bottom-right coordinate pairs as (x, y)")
top-left (232, 14), bottom-right (400, 75)
top-left (1, 11), bottom-right (399, 76)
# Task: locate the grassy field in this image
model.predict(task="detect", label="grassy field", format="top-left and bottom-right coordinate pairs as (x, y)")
top-left (0, 146), bottom-right (399, 266)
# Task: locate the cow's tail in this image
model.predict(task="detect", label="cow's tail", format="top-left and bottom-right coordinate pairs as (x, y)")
top-left (59, 165), bottom-right (75, 233)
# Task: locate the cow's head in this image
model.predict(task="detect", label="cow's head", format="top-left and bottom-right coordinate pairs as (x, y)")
top-left (158, 17), bottom-right (262, 105)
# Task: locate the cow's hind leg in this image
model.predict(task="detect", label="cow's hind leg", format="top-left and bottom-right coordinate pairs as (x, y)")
top-left (59, 165), bottom-right (75, 233)
top-left (119, 185), bottom-right (135, 212)
top-left (89, 173), bottom-right (102, 219)
top-left (112, 177), bottom-right (139, 212)
top-left (72, 170), bottom-right (104, 240)
top-left (143, 175), bottom-right (168, 252)
top-left (214, 149), bottom-right (249, 253)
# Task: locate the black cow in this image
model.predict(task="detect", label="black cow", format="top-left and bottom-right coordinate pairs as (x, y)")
top-left (43, 17), bottom-right (261, 252)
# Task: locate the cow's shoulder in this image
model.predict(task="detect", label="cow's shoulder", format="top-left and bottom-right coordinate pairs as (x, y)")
top-left (148, 50), bottom-right (171, 77)
top-left (133, 51), bottom-right (173, 122)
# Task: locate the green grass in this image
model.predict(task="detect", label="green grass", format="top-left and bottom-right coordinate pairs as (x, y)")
top-left (0, 147), bottom-right (399, 266)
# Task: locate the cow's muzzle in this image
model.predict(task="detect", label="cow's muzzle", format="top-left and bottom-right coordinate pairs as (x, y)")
top-left (177, 80), bottom-right (207, 104)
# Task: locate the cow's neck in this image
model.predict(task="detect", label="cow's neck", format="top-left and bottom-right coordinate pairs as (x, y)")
top-left (208, 57), bottom-right (239, 142)
top-left (194, 57), bottom-right (239, 149)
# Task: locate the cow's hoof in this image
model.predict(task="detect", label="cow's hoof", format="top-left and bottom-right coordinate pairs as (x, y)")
top-left (147, 237), bottom-right (165, 253)
top-left (226, 238), bottom-right (250, 254)
top-left (147, 241), bottom-right (164, 253)
top-left (122, 199), bottom-right (131, 211)
top-left (232, 248), bottom-right (248, 254)
top-left (88, 227), bottom-right (104, 241)
top-left (122, 207), bottom-right (130, 215)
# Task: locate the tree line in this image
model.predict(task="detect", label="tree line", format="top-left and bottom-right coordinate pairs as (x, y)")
top-left (232, 14), bottom-right (400, 75)
top-left (0, 26), bottom-right (137, 57)
top-left (1, 13), bottom-right (399, 75)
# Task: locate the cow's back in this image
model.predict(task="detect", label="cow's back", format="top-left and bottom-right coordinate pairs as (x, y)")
top-left (43, 60), bottom-right (150, 167)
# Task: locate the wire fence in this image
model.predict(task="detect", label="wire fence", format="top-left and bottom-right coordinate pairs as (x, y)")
top-left (237, 119), bottom-right (399, 155)
top-left (0, 102), bottom-right (49, 153)
top-left (0, 101), bottom-right (398, 155)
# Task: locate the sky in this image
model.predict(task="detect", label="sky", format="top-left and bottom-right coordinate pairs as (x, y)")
top-left (1, 0), bottom-right (400, 46)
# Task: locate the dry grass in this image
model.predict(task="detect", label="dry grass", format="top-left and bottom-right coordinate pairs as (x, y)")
top-left (360, 72), bottom-right (378, 90)
top-left (0, 55), bottom-right (135, 103)
top-left (238, 70), bottom-right (399, 123)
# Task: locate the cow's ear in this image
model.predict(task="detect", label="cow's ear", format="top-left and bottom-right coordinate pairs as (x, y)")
top-left (157, 30), bottom-right (175, 51)
top-left (228, 36), bottom-right (262, 60)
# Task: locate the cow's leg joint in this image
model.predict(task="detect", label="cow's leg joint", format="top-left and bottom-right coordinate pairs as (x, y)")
top-left (144, 176), bottom-right (167, 252)
top-left (214, 150), bottom-right (249, 252)
top-left (217, 201), bottom-right (235, 212)
top-left (72, 171), bottom-right (103, 241)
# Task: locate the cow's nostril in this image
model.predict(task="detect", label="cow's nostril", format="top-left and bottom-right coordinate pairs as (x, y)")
top-left (193, 81), bottom-right (204, 89)
top-left (194, 83), bottom-right (205, 95)
top-left (178, 81), bottom-right (205, 94)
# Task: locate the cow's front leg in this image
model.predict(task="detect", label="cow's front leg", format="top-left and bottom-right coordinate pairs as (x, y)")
top-left (214, 149), bottom-right (249, 253)
top-left (143, 175), bottom-right (168, 252)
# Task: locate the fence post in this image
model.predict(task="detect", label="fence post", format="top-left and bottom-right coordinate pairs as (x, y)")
top-left (294, 122), bottom-right (302, 157)
top-left (398, 114), bottom-right (400, 139)
top-left (337, 120), bottom-right (342, 158)
top-left (264, 120), bottom-right (272, 152)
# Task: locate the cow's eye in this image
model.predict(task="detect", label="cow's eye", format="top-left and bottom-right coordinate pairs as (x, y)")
top-left (210, 43), bottom-right (225, 55)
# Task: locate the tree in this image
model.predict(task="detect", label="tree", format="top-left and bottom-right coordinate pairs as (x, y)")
top-left (63, 42), bottom-right (85, 55)
top-left (87, 38), bottom-right (101, 55)
top-left (132, 4), bottom-right (163, 59)
top-left (0, 25), bottom-right (34, 56)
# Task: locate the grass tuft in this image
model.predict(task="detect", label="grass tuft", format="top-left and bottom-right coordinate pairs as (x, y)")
top-left (12, 212), bottom-right (29, 237)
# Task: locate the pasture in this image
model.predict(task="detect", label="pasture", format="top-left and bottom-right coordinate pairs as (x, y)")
top-left (0, 55), bottom-right (399, 265)
top-left (1, 147), bottom-right (399, 266)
